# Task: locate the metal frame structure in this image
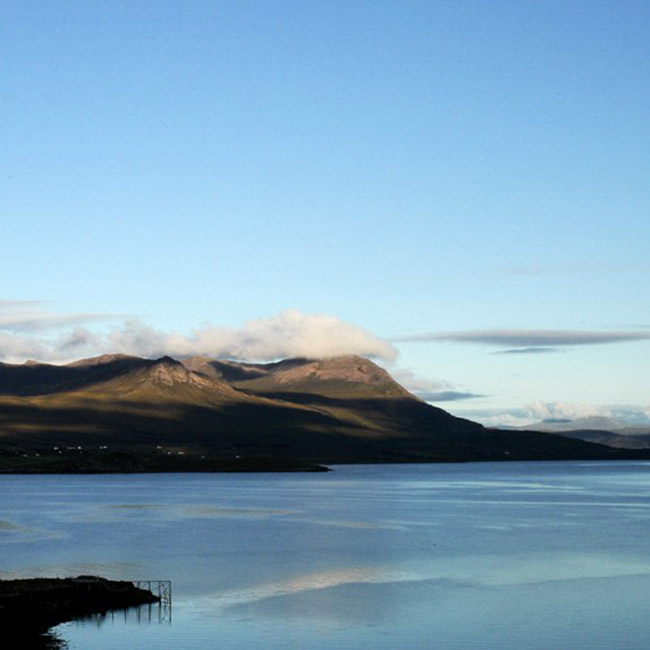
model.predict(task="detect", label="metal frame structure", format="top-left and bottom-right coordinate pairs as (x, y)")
top-left (132, 580), bottom-right (172, 606)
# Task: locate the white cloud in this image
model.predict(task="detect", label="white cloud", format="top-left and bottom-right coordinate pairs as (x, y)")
top-left (0, 331), bottom-right (50, 363)
top-left (0, 301), bottom-right (117, 362)
top-left (58, 327), bottom-right (103, 355)
top-left (0, 306), bottom-right (397, 364)
top-left (467, 412), bottom-right (533, 429)
top-left (456, 402), bottom-right (650, 429)
top-left (108, 310), bottom-right (397, 361)
top-left (390, 369), bottom-right (451, 394)
top-left (391, 368), bottom-right (483, 402)
top-left (526, 401), bottom-right (612, 422)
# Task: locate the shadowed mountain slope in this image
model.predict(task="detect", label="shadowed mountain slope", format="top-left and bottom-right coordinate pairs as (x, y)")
top-left (0, 355), bottom-right (644, 472)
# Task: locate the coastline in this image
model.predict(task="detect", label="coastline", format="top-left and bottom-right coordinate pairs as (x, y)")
top-left (0, 576), bottom-right (160, 645)
top-left (0, 449), bottom-right (331, 474)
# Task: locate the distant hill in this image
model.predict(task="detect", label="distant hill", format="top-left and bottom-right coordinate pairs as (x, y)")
top-left (522, 416), bottom-right (629, 432)
top-left (520, 417), bottom-right (650, 450)
top-left (0, 355), bottom-right (645, 472)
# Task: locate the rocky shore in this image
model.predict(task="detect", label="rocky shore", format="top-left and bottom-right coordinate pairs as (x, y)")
top-left (0, 576), bottom-right (160, 645)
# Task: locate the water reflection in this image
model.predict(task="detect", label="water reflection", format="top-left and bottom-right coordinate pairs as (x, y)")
top-left (56, 603), bottom-right (172, 647)
top-left (213, 566), bottom-right (387, 607)
top-left (20, 602), bottom-right (172, 650)
top-left (222, 577), bottom-right (471, 627)
top-left (73, 601), bottom-right (172, 628)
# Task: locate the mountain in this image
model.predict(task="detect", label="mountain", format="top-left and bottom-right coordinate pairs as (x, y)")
top-left (185, 355), bottom-right (415, 398)
top-left (522, 416), bottom-right (629, 432)
top-left (520, 417), bottom-right (650, 450)
top-left (0, 355), bottom-right (644, 472)
top-left (543, 429), bottom-right (650, 450)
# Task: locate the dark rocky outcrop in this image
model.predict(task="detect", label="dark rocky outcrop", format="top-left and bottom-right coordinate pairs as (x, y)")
top-left (0, 576), bottom-right (159, 642)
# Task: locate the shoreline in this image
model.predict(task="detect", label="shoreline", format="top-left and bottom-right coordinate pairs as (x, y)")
top-left (0, 450), bottom-right (332, 474)
top-left (0, 576), bottom-right (160, 641)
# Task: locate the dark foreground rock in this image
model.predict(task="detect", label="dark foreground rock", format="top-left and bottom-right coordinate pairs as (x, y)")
top-left (0, 576), bottom-right (159, 643)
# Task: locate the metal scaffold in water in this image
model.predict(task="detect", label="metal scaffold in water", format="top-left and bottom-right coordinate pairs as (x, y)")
top-left (133, 580), bottom-right (172, 605)
top-left (132, 580), bottom-right (173, 623)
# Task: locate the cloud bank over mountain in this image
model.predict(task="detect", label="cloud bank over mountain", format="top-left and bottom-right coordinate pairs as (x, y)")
top-left (106, 311), bottom-right (397, 362)
top-left (0, 304), bottom-right (396, 364)
top-left (2, 301), bottom-right (647, 429)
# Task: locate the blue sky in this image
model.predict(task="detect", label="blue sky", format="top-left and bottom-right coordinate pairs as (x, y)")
top-left (2, 1), bottom-right (649, 426)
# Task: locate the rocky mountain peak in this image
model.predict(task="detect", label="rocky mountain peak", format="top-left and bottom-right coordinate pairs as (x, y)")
top-left (268, 355), bottom-right (398, 386)
top-left (145, 357), bottom-right (213, 388)
top-left (66, 353), bottom-right (139, 367)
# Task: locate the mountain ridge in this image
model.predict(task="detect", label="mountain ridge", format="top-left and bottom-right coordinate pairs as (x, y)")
top-left (0, 354), bottom-right (645, 472)
top-left (517, 416), bottom-right (650, 449)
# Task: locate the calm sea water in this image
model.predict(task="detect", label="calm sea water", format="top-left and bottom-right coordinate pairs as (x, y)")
top-left (2, 462), bottom-right (650, 649)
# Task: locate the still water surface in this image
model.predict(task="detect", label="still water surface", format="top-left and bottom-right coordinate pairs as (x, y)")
top-left (2, 462), bottom-right (650, 649)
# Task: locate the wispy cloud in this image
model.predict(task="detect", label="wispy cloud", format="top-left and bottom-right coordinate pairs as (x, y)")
top-left (0, 300), bottom-right (116, 333)
top-left (417, 390), bottom-right (484, 402)
top-left (0, 305), bottom-right (397, 364)
top-left (494, 347), bottom-right (561, 355)
top-left (395, 329), bottom-right (650, 350)
top-left (391, 369), bottom-right (482, 403)
top-left (0, 312), bottom-right (113, 332)
top-left (0, 299), bottom-right (41, 309)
